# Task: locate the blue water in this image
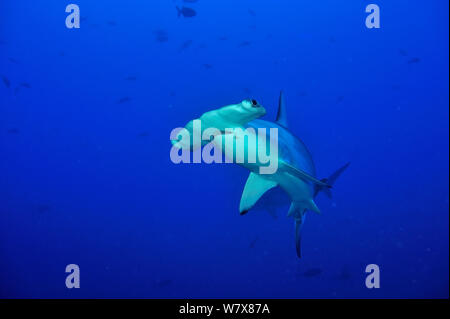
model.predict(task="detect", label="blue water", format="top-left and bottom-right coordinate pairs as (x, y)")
top-left (0, 0), bottom-right (448, 298)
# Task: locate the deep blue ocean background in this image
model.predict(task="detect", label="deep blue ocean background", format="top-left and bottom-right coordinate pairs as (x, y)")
top-left (0, 0), bottom-right (448, 298)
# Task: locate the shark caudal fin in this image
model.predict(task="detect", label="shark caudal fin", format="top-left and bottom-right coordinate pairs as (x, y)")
top-left (288, 202), bottom-right (307, 258)
top-left (313, 162), bottom-right (350, 198)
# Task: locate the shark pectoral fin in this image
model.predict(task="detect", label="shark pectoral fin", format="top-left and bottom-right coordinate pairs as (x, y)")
top-left (239, 173), bottom-right (278, 215)
top-left (280, 161), bottom-right (331, 188)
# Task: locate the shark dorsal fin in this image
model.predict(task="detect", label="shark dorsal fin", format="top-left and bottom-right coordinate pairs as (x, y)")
top-left (239, 173), bottom-right (278, 215)
top-left (276, 90), bottom-right (289, 128)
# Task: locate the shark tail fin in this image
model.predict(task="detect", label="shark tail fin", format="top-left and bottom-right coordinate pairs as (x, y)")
top-left (288, 203), bottom-right (306, 258)
top-left (314, 162), bottom-right (350, 198)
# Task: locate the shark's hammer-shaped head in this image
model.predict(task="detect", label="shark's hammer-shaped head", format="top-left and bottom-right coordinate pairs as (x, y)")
top-left (172, 99), bottom-right (266, 150)
top-left (216, 99), bottom-right (266, 127)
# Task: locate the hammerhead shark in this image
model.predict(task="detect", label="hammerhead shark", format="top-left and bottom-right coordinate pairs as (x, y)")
top-left (171, 92), bottom-right (349, 258)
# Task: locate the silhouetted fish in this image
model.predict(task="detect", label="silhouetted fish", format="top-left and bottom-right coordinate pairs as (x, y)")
top-left (238, 41), bottom-right (251, 47)
top-left (125, 75), bottom-right (137, 81)
top-left (154, 30), bottom-right (168, 43)
top-left (183, 0), bottom-right (198, 3)
top-left (176, 6), bottom-right (197, 18)
top-left (203, 64), bottom-right (213, 69)
top-left (117, 97), bottom-right (131, 104)
top-left (335, 266), bottom-right (351, 281)
top-left (1, 76), bottom-right (10, 88)
top-left (249, 237), bottom-right (258, 249)
top-left (155, 279), bottom-right (172, 288)
top-left (299, 91), bottom-right (307, 97)
top-left (303, 268), bottom-right (322, 277)
top-left (399, 49), bottom-right (408, 56)
top-left (218, 36), bottom-right (228, 41)
top-left (178, 40), bottom-right (193, 52)
top-left (248, 9), bottom-right (256, 16)
top-left (37, 204), bottom-right (51, 214)
top-left (336, 96), bottom-right (344, 103)
top-left (20, 82), bottom-right (31, 89)
top-left (407, 57), bottom-right (420, 64)
top-left (8, 57), bottom-right (19, 64)
top-left (106, 20), bottom-right (117, 27)
top-left (7, 128), bottom-right (19, 134)
top-left (138, 132), bottom-right (149, 137)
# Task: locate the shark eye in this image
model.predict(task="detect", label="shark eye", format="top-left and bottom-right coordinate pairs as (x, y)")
top-left (251, 99), bottom-right (258, 107)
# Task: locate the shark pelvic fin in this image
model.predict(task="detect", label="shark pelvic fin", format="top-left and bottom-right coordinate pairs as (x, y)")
top-left (276, 90), bottom-right (289, 128)
top-left (240, 173), bottom-right (278, 215)
top-left (287, 200), bottom-right (320, 217)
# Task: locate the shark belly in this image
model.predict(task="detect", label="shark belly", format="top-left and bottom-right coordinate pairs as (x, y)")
top-left (275, 171), bottom-right (313, 204)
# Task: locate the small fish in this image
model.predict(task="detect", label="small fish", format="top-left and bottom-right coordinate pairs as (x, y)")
top-left (138, 132), bottom-right (149, 137)
top-left (238, 41), bottom-right (251, 47)
top-left (243, 87), bottom-right (252, 94)
top-left (178, 40), bottom-right (193, 52)
top-left (20, 82), bottom-right (31, 89)
top-left (124, 76), bottom-right (137, 81)
top-left (336, 96), bottom-right (344, 103)
top-left (1, 76), bottom-right (10, 88)
top-left (37, 204), bottom-right (51, 214)
top-left (248, 9), bottom-right (256, 17)
top-left (303, 268), bottom-right (322, 277)
top-left (169, 90), bottom-right (176, 97)
top-left (106, 20), bottom-right (117, 27)
top-left (183, 0), bottom-right (198, 3)
top-left (176, 6), bottom-right (197, 18)
top-left (7, 128), bottom-right (19, 134)
top-left (154, 30), bottom-right (168, 43)
top-left (399, 49), bottom-right (408, 56)
top-left (249, 237), bottom-right (258, 249)
top-left (329, 36), bottom-right (336, 43)
top-left (155, 279), bottom-right (172, 288)
top-left (117, 97), bottom-right (131, 104)
top-left (203, 64), bottom-right (213, 69)
top-left (8, 57), bottom-right (19, 64)
top-left (218, 36), bottom-right (228, 41)
top-left (335, 267), bottom-right (351, 281)
top-left (407, 57), bottom-right (420, 64)
top-left (299, 91), bottom-right (307, 97)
